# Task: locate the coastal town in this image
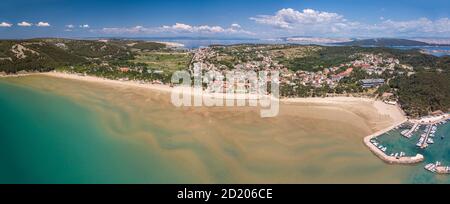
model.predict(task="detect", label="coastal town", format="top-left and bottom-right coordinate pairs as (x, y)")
top-left (185, 44), bottom-right (426, 107)
top-left (189, 45), bottom-right (409, 90)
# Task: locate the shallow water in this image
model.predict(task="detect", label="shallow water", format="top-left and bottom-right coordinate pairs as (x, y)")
top-left (0, 79), bottom-right (195, 183)
top-left (0, 75), bottom-right (416, 183)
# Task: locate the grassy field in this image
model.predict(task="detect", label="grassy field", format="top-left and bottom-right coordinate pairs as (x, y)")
top-left (131, 51), bottom-right (192, 72)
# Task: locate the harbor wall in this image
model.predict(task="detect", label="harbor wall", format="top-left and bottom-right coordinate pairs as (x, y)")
top-left (363, 119), bottom-right (424, 165)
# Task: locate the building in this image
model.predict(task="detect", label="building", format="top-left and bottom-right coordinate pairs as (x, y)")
top-left (331, 68), bottom-right (354, 82)
top-left (360, 79), bottom-right (385, 88)
top-left (431, 110), bottom-right (445, 116)
top-left (119, 67), bottom-right (130, 73)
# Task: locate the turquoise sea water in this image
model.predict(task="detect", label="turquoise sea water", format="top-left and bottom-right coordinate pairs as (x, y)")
top-left (0, 80), bottom-right (193, 184)
top-left (376, 122), bottom-right (450, 183)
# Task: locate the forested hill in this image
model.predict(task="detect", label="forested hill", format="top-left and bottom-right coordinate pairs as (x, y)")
top-left (0, 38), bottom-right (165, 73)
top-left (391, 70), bottom-right (450, 117)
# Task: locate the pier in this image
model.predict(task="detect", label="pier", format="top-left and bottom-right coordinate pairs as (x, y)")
top-left (417, 125), bottom-right (434, 149)
top-left (425, 162), bottom-right (450, 174)
top-left (363, 119), bottom-right (424, 165)
top-left (411, 113), bottom-right (450, 125)
top-left (401, 123), bottom-right (419, 138)
top-left (415, 113), bottom-right (450, 149)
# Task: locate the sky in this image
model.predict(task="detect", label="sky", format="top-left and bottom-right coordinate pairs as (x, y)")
top-left (1, 0), bottom-right (450, 39)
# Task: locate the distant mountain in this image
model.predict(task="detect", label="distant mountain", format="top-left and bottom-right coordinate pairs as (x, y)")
top-left (91, 36), bottom-right (260, 41)
top-left (412, 38), bottom-right (450, 45)
top-left (336, 38), bottom-right (431, 47)
top-left (282, 36), bottom-right (352, 44)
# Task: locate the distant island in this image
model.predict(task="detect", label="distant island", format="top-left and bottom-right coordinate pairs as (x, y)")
top-left (335, 38), bottom-right (449, 47)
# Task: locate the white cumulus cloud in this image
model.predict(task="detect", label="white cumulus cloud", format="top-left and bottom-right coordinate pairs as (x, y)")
top-left (101, 25), bottom-right (152, 34)
top-left (100, 23), bottom-right (253, 35)
top-left (168, 23), bottom-right (193, 31)
top-left (161, 23), bottom-right (252, 34)
top-left (0, 22), bottom-right (12, 27)
top-left (251, 8), bottom-right (450, 37)
top-left (18, 21), bottom-right (32, 27)
top-left (36, 22), bottom-right (50, 27)
top-left (250, 8), bottom-right (347, 30)
top-left (80, 24), bottom-right (89, 28)
top-left (371, 18), bottom-right (450, 35)
top-left (231, 23), bottom-right (241, 28)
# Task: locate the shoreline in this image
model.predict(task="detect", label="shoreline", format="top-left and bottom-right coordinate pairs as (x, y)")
top-left (2, 71), bottom-right (415, 165)
top-left (37, 72), bottom-right (418, 165)
top-left (40, 71), bottom-right (175, 93)
top-left (1, 71), bottom-right (416, 183)
top-left (0, 73), bottom-right (37, 78)
top-left (40, 72), bottom-right (392, 98)
top-left (3, 71), bottom-right (407, 125)
top-left (153, 41), bottom-right (185, 48)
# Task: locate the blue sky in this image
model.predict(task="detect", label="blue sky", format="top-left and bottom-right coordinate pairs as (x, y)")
top-left (1, 0), bottom-right (450, 38)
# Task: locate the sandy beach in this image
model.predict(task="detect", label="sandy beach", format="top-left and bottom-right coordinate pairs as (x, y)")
top-left (39, 71), bottom-right (406, 131)
top-left (154, 41), bottom-right (185, 48)
top-left (40, 71), bottom-right (174, 93)
top-left (283, 97), bottom-right (406, 126)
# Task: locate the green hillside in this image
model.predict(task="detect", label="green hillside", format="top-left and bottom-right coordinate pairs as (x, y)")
top-left (0, 38), bottom-right (165, 73)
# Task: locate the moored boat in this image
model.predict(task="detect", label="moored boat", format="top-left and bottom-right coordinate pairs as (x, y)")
top-left (424, 163), bottom-right (437, 173)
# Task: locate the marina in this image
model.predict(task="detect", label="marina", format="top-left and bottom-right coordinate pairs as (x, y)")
top-left (364, 113), bottom-right (450, 174)
top-left (363, 118), bottom-right (425, 165)
top-left (416, 124), bottom-right (436, 149)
